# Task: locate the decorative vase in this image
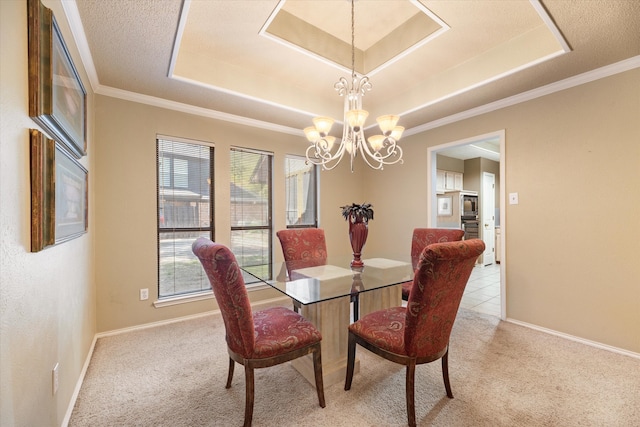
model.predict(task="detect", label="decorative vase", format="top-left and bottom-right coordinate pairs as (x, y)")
top-left (348, 213), bottom-right (368, 268)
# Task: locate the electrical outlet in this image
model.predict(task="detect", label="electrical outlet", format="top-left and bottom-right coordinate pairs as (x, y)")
top-left (140, 288), bottom-right (149, 301)
top-left (52, 363), bottom-right (59, 395)
top-left (509, 192), bottom-right (519, 205)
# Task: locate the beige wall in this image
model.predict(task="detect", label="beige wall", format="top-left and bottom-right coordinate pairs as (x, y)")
top-left (437, 154), bottom-right (464, 173)
top-left (93, 96), bottom-right (361, 332)
top-left (1, 1), bottom-right (96, 426)
top-left (2, 1), bottom-right (639, 425)
top-left (365, 68), bottom-right (640, 353)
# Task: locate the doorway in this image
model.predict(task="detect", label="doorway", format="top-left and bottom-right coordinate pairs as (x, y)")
top-left (426, 130), bottom-right (506, 319)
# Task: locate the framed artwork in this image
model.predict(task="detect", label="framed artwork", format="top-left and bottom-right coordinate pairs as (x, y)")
top-left (30, 130), bottom-right (88, 252)
top-left (28, 0), bottom-right (87, 159)
top-left (437, 196), bottom-right (452, 216)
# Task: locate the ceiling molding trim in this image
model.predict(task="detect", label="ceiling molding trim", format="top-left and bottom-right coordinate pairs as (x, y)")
top-left (169, 74), bottom-right (319, 120)
top-left (400, 49), bottom-right (567, 118)
top-left (258, 6), bottom-right (352, 77)
top-left (398, 0), bottom-right (571, 117)
top-left (167, 0), bottom-right (191, 77)
top-left (94, 85), bottom-right (303, 137)
top-left (61, 0), bottom-right (99, 92)
top-left (367, 0), bottom-right (450, 77)
top-left (367, 25), bottom-right (449, 78)
top-left (258, 0), bottom-right (450, 78)
top-left (406, 55), bottom-right (640, 137)
top-left (529, 0), bottom-right (572, 53)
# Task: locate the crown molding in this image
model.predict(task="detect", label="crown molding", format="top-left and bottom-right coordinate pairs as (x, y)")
top-left (63, 0), bottom-right (638, 141)
top-left (60, 0), bottom-right (99, 92)
top-left (95, 85), bottom-right (302, 137)
top-left (405, 55), bottom-right (640, 137)
top-left (95, 55), bottom-right (640, 139)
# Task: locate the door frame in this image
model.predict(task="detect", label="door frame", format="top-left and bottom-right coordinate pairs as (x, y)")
top-left (426, 129), bottom-right (506, 320)
top-left (481, 171), bottom-right (496, 266)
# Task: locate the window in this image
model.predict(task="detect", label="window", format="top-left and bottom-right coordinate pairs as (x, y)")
top-left (285, 155), bottom-right (318, 228)
top-left (157, 137), bottom-right (213, 298)
top-left (230, 148), bottom-right (272, 283)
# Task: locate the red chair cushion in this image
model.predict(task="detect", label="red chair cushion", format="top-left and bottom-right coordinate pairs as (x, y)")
top-left (348, 306), bottom-right (407, 355)
top-left (252, 306), bottom-right (322, 358)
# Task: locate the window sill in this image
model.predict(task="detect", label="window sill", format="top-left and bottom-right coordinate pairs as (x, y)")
top-left (153, 290), bottom-right (214, 308)
top-left (153, 283), bottom-right (272, 308)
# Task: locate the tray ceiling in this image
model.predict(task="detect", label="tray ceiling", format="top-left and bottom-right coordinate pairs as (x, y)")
top-left (72, 0), bottom-right (640, 140)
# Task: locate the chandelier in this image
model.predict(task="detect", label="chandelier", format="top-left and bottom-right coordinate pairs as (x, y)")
top-left (304, 0), bottom-right (404, 172)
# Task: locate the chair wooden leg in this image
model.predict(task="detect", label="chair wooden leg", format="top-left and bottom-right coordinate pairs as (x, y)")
top-left (406, 362), bottom-right (417, 427)
top-left (442, 349), bottom-right (453, 398)
top-left (344, 332), bottom-right (357, 391)
top-left (243, 364), bottom-right (255, 427)
top-left (226, 358), bottom-right (234, 389)
top-left (312, 344), bottom-right (326, 408)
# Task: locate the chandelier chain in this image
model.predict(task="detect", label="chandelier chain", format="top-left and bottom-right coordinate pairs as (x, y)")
top-left (351, 0), bottom-right (355, 78)
top-left (303, 0), bottom-right (404, 172)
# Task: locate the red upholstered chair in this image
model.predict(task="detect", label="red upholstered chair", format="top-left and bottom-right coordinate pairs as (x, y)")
top-left (276, 228), bottom-right (328, 272)
top-left (192, 238), bottom-right (325, 427)
top-left (345, 239), bottom-right (485, 427)
top-left (276, 228), bottom-right (328, 311)
top-left (401, 228), bottom-right (465, 300)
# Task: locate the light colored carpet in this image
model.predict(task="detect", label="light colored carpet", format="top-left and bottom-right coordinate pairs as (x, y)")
top-left (69, 304), bottom-right (640, 426)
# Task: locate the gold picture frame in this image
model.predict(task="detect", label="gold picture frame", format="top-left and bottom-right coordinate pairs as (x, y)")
top-left (30, 129), bottom-right (88, 252)
top-left (28, 0), bottom-right (87, 159)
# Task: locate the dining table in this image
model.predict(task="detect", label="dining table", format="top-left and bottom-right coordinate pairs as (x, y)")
top-left (242, 255), bottom-right (414, 387)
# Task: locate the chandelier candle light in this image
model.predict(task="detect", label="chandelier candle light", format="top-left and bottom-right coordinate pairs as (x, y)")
top-left (304, 0), bottom-right (404, 172)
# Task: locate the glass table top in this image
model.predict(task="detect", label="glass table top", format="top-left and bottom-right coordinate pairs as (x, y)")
top-left (242, 256), bottom-right (413, 305)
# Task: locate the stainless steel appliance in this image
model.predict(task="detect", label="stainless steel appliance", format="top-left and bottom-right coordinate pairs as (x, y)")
top-left (436, 191), bottom-right (479, 239)
top-left (461, 194), bottom-right (479, 239)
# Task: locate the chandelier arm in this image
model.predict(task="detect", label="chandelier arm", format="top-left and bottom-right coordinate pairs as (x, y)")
top-left (335, 77), bottom-right (349, 97)
top-left (359, 136), bottom-right (404, 167)
top-left (303, 0), bottom-right (403, 172)
top-left (358, 143), bottom-right (385, 170)
top-left (305, 138), bottom-right (348, 171)
top-left (377, 140), bottom-right (404, 165)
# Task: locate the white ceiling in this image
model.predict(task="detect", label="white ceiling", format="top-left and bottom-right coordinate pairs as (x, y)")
top-left (69, 0), bottom-right (640, 160)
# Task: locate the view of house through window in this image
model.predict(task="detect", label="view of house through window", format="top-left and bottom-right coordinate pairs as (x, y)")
top-left (230, 148), bottom-right (273, 283)
top-left (285, 155), bottom-right (318, 228)
top-left (157, 137), bottom-right (213, 298)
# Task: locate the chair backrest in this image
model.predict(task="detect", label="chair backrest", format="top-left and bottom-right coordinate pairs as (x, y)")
top-left (276, 228), bottom-right (328, 275)
top-left (192, 237), bottom-right (255, 358)
top-left (404, 239), bottom-right (485, 358)
top-left (410, 228), bottom-right (465, 270)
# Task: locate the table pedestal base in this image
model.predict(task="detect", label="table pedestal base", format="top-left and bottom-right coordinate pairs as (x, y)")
top-left (359, 283), bottom-right (402, 319)
top-left (291, 353), bottom-right (359, 388)
top-left (293, 295), bottom-right (358, 387)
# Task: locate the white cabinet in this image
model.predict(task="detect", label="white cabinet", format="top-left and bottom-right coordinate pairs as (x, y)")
top-left (453, 173), bottom-right (463, 190)
top-left (436, 169), bottom-right (463, 193)
top-left (436, 170), bottom-right (446, 192)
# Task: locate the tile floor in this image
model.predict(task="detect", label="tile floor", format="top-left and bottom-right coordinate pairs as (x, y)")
top-left (461, 262), bottom-right (501, 317)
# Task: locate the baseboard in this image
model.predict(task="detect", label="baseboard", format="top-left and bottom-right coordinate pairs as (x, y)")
top-left (61, 334), bottom-right (98, 427)
top-left (96, 295), bottom-right (290, 338)
top-left (60, 295), bottom-right (290, 426)
top-left (505, 317), bottom-right (640, 360)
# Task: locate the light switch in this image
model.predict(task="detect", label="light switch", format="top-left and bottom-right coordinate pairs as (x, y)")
top-left (509, 192), bottom-right (519, 205)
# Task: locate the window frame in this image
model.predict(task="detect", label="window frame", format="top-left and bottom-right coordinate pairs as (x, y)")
top-left (156, 136), bottom-right (214, 299)
top-left (229, 147), bottom-right (273, 283)
top-left (284, 154), bottom-right (319, 229)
